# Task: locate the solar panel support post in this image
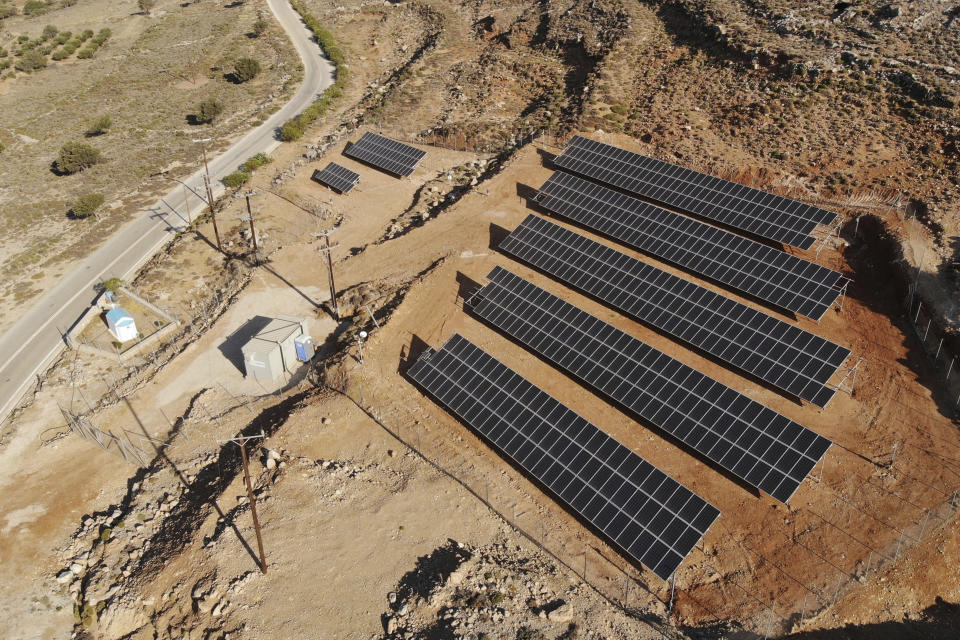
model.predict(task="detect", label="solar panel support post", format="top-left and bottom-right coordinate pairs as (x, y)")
top-left (668, 571), bottom-right (676, 614)
top-left (800, 592), bottom-right (808, 624)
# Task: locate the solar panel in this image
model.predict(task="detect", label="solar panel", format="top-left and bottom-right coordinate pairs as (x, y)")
top-left (343, 132), bottom-right (427, 177)
top-left (498, 215), bottom-right (850, 408)
top-left (534, 171), bottom-right (845, 320)
top-left (469, 267), bottom-right (832, 503)
top-left (552, 136), bottom-right (837, 250)
top-left (408, 333), bottom-right (719, 579)
top-left (311, 162), bottom-right (360, 193)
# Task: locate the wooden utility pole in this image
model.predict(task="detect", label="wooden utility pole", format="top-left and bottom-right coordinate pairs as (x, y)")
top-left (235, 191), bottom-right (260, 262)
top-left (220, 433), bottom-right (268, 574)
top-left (312, 230), bottom-right (340, 321)
top-left (194, 138), bottom-right (222, 251)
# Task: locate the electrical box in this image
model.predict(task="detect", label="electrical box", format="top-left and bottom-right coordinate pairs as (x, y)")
top-left (294, 335), bottom-right (315, 362)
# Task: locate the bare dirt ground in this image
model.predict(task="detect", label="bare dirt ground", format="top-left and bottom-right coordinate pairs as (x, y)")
top-left (2, 0), bottom-right (960, 638)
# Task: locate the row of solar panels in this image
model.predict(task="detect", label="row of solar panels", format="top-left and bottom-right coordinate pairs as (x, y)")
top-left (553, 135), bottom-right (837, 250)
top-left (407, 136), bottom-right (846, 580)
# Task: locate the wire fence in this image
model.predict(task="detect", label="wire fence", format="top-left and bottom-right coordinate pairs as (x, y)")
top-left (905, 291), bottom-right (960, 416)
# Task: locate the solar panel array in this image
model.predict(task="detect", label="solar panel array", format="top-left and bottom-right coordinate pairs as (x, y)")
top-left (534, 171), bottom-right (845, 320)
top-left (470, 267), bottom-right (832, 503)
top-left (552, 136), bottom-right (836, 250)
top-left (498, 215), bottom-right (850, 408)
top-left (343, 132), bottom-right (427, 177)
top-left (311, 162), bottom-right (361, 193)
top-left (408, 333), bottom-right (719, 579)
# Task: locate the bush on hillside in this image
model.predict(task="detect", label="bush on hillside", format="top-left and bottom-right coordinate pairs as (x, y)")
top-left (233, 57), bottom-right (260, 83)
top-left (54, 141), bottom-right (102, 174)
top-left (194, 98), bottom-right (223, 124)
top-left (71, 193), bottom-right (105, 218)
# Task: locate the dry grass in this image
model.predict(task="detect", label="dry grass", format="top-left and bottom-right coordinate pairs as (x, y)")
top-left (0, 0), bottom-right (299, 304)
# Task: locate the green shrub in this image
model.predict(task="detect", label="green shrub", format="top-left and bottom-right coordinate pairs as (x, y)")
top-left (242, 152), bottom-right (271, 172)
top-left (14, 49), bottom-right (47, 72)
top-left (100, 527), bottom-right (111, 542)
top-left (53, 31), bottom-right (71, 45)
top-left (54, 141), bottom-right (102, 174)
top-left (0, 48), bottom-right (7, 58)
top-left (71, 193), bottom-right (105, 218)
top-left (610, 104), bottom-right (628, 115)
top-left (76, 47), bottom-right (94, 59)
top-left (41, 24), bottom-right (58, 40)
top-left (86, 115), bottom-right (111, 136)
top-left (0, 142), bottom-right (5, 153)
top-left (0, 4), bottom-right (17, 19)
top-left (80, 602), bottom-right (96, 628)
top-left (251, 18), bottom-right (268, 37)
top-left (280, 120), bottom-right (304, 142)
top-left (22, 0), bottom-right (49, 16)
top-left (195, 98), bottom-right (223, 124)
top-left (234, 57), bottom-right (261, 82)
top-left (102, 277), bottom-right (123, 293)
top-left (138, 0), bottom-right (155, 12)
top-left (17, 35), bottom-right (29, 43)
top-left (222, 170), bottom-right (250, 188)
top-left (51, 48), bottom-right (70, 60)
top-left (79, 29), bottom-right (92, 41)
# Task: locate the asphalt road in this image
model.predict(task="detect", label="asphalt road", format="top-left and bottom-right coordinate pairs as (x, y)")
top-left (0, 0), bottom-right (336, 425)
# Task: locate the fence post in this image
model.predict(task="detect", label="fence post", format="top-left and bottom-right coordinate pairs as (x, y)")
top-left (947, 357), bottom-right (955, 382)
top-left (923, 318), bottom-right (932, 342)
top-left (832, 574), bottom-right (844, 605)
top-left (895, 529), bottom-right (905, 558)
top-left (800, 592), bottom-right (808, 624)
top-left (919, 509), bottom-right (931, 539)
top-left (936, 337), bottom-right (944, 360)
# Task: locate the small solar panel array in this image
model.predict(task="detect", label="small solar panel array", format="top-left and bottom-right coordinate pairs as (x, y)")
top-left (408, 334), bottom-right (720, 580)
top-left (469, 267), bottom-right (833, 504)
top-left (499, 215), bottom-right (850, 408)
top-left (534, 171), bottom-right (845, 320)
top-left (311, 162), bottom-right (361, 194)
top-left (553, 136), bottom-right (837, 250)
top-left (343, 132), bottom-right (427, 177)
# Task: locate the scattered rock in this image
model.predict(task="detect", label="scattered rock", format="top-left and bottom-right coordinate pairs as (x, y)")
top-left (56, 570), bottom-right (73, 584)
top-left (547, 602), bottom-right (573, 623)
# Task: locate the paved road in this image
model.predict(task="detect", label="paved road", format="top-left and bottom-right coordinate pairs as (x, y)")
top-left (0, 0), bottom-right (335, 425)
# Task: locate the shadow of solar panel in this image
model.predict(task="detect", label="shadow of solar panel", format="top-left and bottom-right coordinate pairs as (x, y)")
top-left (311, 162), bottom-right (361, 194)
top-left (534, 171), bottom-right (845, 320)
top-left (552, 136), bottom-right (837, 250)
top-left (407, 333), bottom-right (719, 579)
top-left (343, 132), bottom-right (427, 177)
top-left (498, 215), bottom-right (850, 408)
top-left (468, 267), bottom-right (832, 503)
